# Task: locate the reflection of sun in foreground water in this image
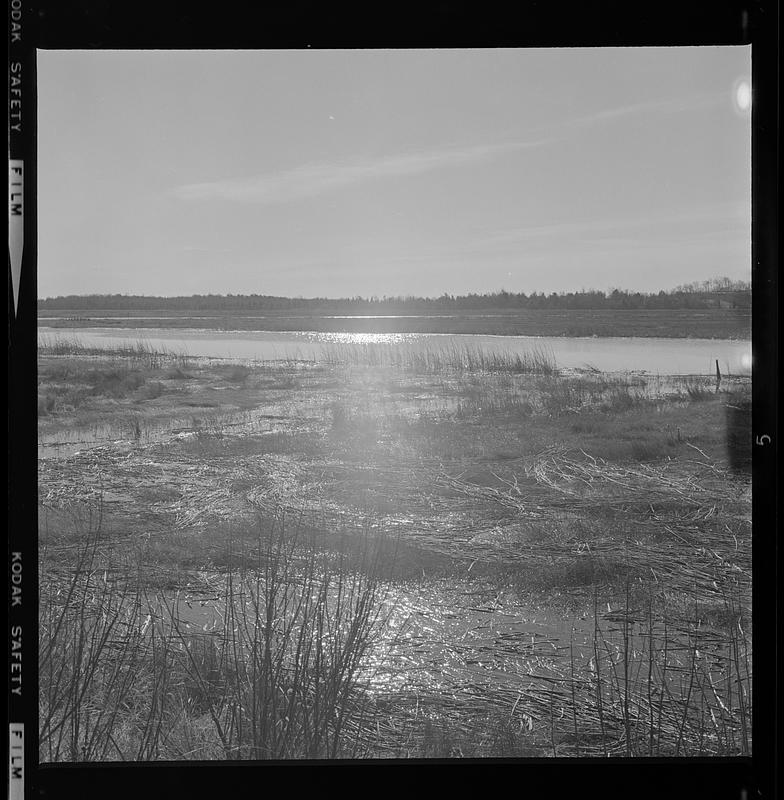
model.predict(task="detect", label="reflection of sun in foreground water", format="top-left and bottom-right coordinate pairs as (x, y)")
top-left (740, 352), bottom-right (752, 370)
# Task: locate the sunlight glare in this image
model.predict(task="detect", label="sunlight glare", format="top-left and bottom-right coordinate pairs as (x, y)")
top-left (735, 80), bottom-right (751, 112)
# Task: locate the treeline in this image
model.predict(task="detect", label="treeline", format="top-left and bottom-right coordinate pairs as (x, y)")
top-left (39, 281), bottom-right (751, 313)
top-left (673, 277), bottom-right (751, 294)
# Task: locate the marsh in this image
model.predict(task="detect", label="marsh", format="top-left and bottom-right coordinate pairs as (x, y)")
top-left (38, 337), bottom-right (751, 759)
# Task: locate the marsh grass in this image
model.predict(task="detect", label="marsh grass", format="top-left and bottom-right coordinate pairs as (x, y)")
top-left (39, 508), bottom-right (391, 761)
top-left (164, 430), bottom-right (324, 463)
top-left (225, 364), bottom-right (251, 384)
top-left (372, 571), bottom-right (752, 759)
top-left (536, 373), bottom-right (649, 417)
top-left (556, 578), bottom-right (752, 757)
top-left (38, 363), bottom-right (148, 412)
top-left (685, 383), bottom-right (715, 402)
top-left (38, 342), bottom-right (752, 760)
top-left (38, 333), bottom-right (191, 369)
top-left (446, 372), bottom-right (659, 425)
top-left (38, 393), bottom-right (57, 416)
top-left (37, 338), bottom-right (194, 416)
top-left (321, 342), bottom-right (557, 375)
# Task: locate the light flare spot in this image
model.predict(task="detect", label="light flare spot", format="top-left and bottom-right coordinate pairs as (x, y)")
top-left (735, 80), bottom-right (751, 112)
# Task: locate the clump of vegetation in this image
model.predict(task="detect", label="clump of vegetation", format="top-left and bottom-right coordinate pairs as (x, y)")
top-left (322, 343), bottom-right (557, 375)
top-left (685, 383), bottom-right (715, 402)
top-left (226, 364), bottom-right (251, 384)
top-left (87, 368), bottom-right (146, 398)
top-left (38, 393), bottom-right (57, 417)
top-left (39, 511), bottom-right (390, 761)
top-left (563, 581), bottom-right (752, 757)
top-left (137, 381), bottom-right (165, 401)
top-left (165, 365), bottom-right (192, 380)
top-left (38, 334), bottom-right (190, 369)
top-left (536, 374), bottom-right (648, 418)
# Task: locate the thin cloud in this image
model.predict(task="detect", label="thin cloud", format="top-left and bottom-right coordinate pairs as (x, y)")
top-left (171, 91), bottom-right (725, 207)
top-left (482, 201), bottom-right (749, 247)
top-left (177, 245), bottom-right (236, 253)
top-left (569, 91), bottom-right (726, 129)
top-left (171, 139), bottom-right (550, 205)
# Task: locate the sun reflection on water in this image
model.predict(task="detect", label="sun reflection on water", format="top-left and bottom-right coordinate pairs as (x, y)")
top-left (301, 331), bottom-right (419, 346)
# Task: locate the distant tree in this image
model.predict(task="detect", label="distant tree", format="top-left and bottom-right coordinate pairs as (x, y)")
top-left (37, 276), bottom-right (750, 313)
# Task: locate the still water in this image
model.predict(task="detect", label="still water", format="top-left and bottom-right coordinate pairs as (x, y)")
top-left (38, 326), bottom-right (752, 376)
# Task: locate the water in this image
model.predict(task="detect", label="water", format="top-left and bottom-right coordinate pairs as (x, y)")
top-left (39, 326), bottom-right (752, 376)
top-left (154, 574), bottom-right (734, 703)
top-left (159, 575), bottom-right (592, 696)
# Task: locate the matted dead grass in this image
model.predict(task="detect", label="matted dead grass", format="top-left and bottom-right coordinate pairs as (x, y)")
top-left (38, 345), bottom-right (751, 759)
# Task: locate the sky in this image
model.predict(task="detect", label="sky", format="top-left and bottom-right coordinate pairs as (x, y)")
top-left (37, 47), bottom-right (751, 299)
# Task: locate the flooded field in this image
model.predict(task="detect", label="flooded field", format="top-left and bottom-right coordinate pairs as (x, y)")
top-left (39, 326), bottom-right (753, 376)
top-left (38, 305), bottom-right (752, 340)
top-left (38, 337), bottom-right (752, 760)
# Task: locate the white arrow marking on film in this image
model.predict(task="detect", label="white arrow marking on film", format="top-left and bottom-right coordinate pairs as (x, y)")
top-left (9, 160), bottom-right (24, 315)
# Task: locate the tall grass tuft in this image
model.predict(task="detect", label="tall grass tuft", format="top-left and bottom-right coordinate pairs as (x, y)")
top-left (556, 579), bottom-right (752, 757)
top-left (321, 342), bottom-right (557, 375)
top-left (39, 517), bottom-right (173, 761)
top-left (38, 334), bottom-right (190, 369)
top-left (39, 509), bottom-right (390, 761)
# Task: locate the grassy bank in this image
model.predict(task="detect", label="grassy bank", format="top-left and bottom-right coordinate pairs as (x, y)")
top-left (38, 340), bottom-right (752, 759)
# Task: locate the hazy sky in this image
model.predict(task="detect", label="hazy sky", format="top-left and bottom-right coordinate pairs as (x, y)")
top-left (38, 47), bottom-right (751, 298)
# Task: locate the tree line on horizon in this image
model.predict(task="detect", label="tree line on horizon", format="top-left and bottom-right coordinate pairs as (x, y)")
top-left (38, 278), bottom-right (751, 313)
